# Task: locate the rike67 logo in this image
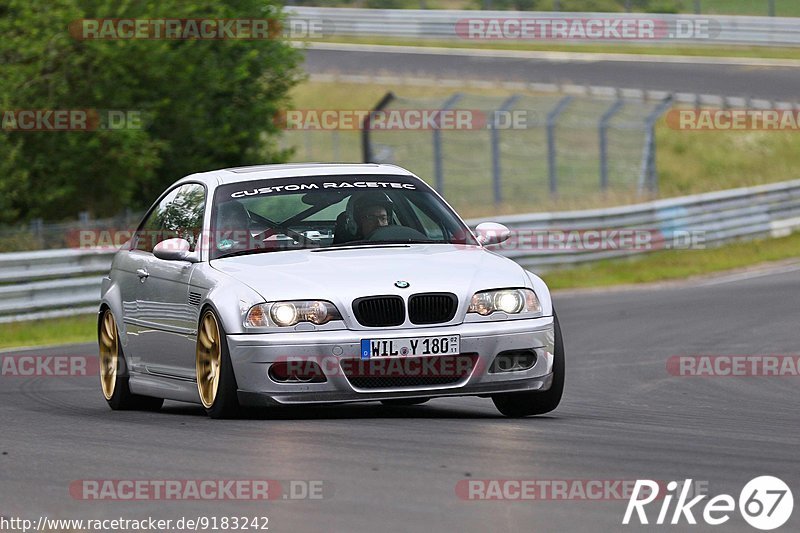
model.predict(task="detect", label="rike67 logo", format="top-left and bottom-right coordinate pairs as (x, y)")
top-left (623, 477), bottom-right (793, 530)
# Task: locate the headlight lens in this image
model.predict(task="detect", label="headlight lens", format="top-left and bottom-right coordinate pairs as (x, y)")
top-left (245, 300), bottom-right (342, 327)
top-left (468, 289), bottom-right (541, 316)
top-left (272, 303), bottom-right (299, 326)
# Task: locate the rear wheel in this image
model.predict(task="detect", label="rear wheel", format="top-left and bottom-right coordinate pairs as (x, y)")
top-left (492, 312), bottom-right (565, 417)
top-left (98, 309), bottom-right (163, 411)
top-left (380, 398), bottom-right (431, 406)
top-left (196, 309), bottom-right (240, 419)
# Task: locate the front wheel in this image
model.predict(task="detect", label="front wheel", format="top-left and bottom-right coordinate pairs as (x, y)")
top-left (196, 309), bottom-right (240, 419)
top-left (98, 309), bottom-right (163, 411)
top-left (492, 312), bottom-right (565, 417)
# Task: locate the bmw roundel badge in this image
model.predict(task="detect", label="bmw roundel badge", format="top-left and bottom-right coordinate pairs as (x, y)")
top-left (394, 280), bottom-right (410, 289)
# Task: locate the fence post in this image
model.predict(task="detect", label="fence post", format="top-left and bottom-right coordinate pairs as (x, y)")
top-left (30, 218), bottom-right (44, 249)
top-left (546, 96), bottom-right (573, 197)
top-left (490, 94), bottom-right (520, 206)
top-left (694, 0), bottom-right (701, 14)
top-left (599, 98), bottom-right (625, 192)
top-left (432, 93), bottom-right (463, 195)
top-left (639, 96), bottom-right (673, 194)
top-left (362, 92), bottom-right (396, 163)
top-left (769, 0), bottom-right (775, 16)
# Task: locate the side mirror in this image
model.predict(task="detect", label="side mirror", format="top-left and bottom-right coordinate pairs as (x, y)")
top-left (475, 222), bottom-right (511, 246)
top-left (153, 238), bottom-right (197, 262)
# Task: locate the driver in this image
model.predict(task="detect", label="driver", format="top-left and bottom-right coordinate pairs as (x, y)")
top-left (352, 193), bottom-right (393, 239)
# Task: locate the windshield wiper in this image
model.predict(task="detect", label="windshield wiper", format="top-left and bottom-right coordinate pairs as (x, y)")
top-left (327, 239), bottom-right (434, 248)
top-left (213, 247), bottom-right (280, 260)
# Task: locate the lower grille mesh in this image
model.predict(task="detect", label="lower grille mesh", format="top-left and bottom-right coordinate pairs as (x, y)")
top-left (341, 354), bottom-right (477, 389)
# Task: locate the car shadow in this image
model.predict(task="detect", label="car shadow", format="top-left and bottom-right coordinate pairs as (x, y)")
top-left (158, 401), bottom-right (562, 421)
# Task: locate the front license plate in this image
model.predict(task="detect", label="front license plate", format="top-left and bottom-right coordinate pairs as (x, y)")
top-left (361, 335), bottom-right (460, 359)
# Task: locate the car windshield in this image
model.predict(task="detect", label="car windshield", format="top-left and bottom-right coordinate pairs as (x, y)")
top-left (210, 174), bottom-right (478, 259)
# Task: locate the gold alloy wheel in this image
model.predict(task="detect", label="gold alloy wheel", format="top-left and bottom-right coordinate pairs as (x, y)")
top-left (99, 310), bottom-right (119, 400)
top-left (196, 311), bottom-right (222, 408)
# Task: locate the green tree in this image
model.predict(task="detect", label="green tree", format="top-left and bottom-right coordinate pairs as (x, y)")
top-left (0, 0), bottom-right (302, 223)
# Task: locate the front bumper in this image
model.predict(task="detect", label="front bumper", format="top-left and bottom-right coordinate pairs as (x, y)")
top-left (227, 316), bottom-right (555, 405)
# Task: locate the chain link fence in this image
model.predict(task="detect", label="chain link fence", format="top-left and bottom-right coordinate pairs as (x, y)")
top-left (280, 90), bottom-right (672, 214)
top-left (0, 211), bottom-right (142, 252)
top-left (359, 91), bottom-right (671, 213)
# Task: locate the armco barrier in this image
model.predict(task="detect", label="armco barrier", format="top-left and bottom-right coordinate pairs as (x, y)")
top-left (287, 7), bottom-right (800, 47)
top-left (2, 179), bottom-right (800, 323)
top-left (469, 179), bottom-right (800, 268)
top-left (0, 248), bottom-right (115, 323)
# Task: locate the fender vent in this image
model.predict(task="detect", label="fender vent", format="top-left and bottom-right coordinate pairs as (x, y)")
top-left (188, 292), bottom-right (202, 306)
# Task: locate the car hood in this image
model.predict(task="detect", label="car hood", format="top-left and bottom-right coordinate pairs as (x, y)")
top-left (210, 244), bottom-right (529, 305)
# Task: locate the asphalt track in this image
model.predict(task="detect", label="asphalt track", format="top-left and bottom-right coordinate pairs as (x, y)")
top-left (303, 45), bottom-right (800, 101)
top-left (1, 265), bottom-right (799, 532)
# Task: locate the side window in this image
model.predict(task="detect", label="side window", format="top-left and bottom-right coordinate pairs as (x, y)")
top-left (161, 184), bottom-right (205, 251)
top-left (134, 184), bottom-right (206, 253)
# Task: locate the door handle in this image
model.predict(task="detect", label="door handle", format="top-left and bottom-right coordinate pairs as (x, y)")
top-left (136, 268), bottom-right (150, 282)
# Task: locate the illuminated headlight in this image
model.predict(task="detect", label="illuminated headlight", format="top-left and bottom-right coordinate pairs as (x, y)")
top-left (245, 301), bottom-right (342, 327)
top-left (468, 289), bottom-right (541, 316)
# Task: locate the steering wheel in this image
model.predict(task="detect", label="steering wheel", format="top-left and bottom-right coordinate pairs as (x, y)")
top-left (367, 225), bottom-right (430, 242)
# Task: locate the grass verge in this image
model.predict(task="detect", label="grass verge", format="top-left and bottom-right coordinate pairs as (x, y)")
top-left (0, 314), bottom-right (96, 350)
top-left (544, 231), bottom-right (800, 290)
top-left (303, 36), bottom-right (800, 61)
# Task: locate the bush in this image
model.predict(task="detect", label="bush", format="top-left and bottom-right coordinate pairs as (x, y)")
top-left (0, 0), bottom-right (302, 224)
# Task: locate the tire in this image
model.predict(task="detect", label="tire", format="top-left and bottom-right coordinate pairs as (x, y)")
top-left (196, 309), bottom-right (240, 419)
top-left (98, 309), bottom-right (164, 411)
top-left (380, 398), bottom-right (431, 406)
top-left (492, 311), bottom-right (565, 417)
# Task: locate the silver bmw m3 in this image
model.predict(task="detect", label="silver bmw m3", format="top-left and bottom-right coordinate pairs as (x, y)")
top-left (98, 163), bottom-right (564, 418)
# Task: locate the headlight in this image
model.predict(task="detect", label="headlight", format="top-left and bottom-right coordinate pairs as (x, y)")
top-left (245, 300), bottom-right (342, 327)
top-left (468, 289), bottom-right (541, 316)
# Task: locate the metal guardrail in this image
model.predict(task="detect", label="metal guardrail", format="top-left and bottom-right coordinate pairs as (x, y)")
top-left (0, 249), bottom-right (115, 323)
top-left (288, 7), bottom-right (800, 47)
top-left (470, 179), bottom-right (800, 269)
top-left (2, 179), bottom-right (800, 322)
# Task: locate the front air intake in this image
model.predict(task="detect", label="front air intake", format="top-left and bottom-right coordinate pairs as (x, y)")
top-left (490, 349), bottom-right (538, 373)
